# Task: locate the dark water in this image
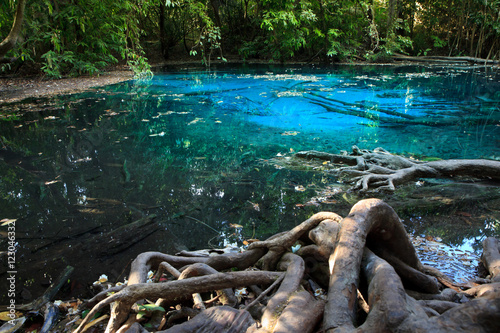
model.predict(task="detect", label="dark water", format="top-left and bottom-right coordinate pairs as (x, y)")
top-left (1, 64), bottom-right (499, 302)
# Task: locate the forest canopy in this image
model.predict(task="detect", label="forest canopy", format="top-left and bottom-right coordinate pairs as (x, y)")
top-left (1, 0), bottom-right (499, 77)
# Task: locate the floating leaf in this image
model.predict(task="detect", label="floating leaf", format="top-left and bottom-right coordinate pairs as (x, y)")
top-left (188, 117), bottom-right (203, 125)
top-left (244, 239), bottom-right (259, 244)
top-left (149, 132), bottom-right (165, 137)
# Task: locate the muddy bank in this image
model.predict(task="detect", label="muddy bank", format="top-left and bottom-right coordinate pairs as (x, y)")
top-left (0, 69), bottom-right (133, 104)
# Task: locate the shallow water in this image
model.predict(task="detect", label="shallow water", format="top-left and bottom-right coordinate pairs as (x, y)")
top-left (0, 64), bottom-right (499, 301)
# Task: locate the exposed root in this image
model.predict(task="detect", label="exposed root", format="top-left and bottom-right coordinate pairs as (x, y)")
top-left (71, 199), bottom-right (499, 333)
top-left (294, 146), bottom-right (500, 192)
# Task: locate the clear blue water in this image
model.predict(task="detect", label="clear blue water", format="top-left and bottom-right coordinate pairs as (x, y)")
top-left (135, 65), bottom-right (500, 160)
top-left (0, 64), bottom-right (499, 300)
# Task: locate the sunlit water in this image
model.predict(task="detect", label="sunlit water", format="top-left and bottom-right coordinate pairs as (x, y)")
top-left (1, 64), bottom-right (499, 302)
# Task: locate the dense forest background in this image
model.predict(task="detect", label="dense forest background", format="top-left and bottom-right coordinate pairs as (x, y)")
top-left (1, 0), bottom-right (499, 77)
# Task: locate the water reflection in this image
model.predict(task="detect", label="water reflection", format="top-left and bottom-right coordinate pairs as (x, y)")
top-left (0, 64), bottom-right (499, 302)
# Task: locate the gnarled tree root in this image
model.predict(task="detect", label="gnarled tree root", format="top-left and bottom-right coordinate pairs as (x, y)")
top-left (157, 306), bottom-right (256, 333)
top-left (248, 212), bottom-right (342, 270)
top-left (482, 237), bottom-right (500, 282)
top-left (294, 146), bottom-right (500, 192)
top-left (324, 198), bottom-right (429, 330)
top-left (74, 198), bottom-right (500, 333)
top-left (74, 271), bottom-right (282, 333)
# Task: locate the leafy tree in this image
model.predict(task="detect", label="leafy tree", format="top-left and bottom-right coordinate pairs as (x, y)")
top-left (0, 0), bottom-right (26, 59)
top-left (413, 0), bottom-right (500, 58)
top-left (1, 0), bottom-right (151, 77)
top-left (1, 0), bottom-right (499, 76)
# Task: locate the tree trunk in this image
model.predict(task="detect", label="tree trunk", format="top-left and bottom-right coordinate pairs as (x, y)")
top-left (0, 0), bottom-right (27, 58)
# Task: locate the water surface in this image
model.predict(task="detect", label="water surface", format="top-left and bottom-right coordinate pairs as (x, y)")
top-left (1, 64), bottom-right (499, 302)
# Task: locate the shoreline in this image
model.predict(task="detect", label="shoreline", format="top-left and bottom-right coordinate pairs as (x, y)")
top-left (0, 69), bottom-right (134, 104)
top-left (1, 58), bottom-right (497, 105)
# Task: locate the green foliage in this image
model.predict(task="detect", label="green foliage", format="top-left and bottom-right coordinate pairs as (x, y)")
top-left (1, 0), bottom-right (150, 78)
top-left (413, 0), bottom-right (500, 58)
top-left (127, 50), bottom-right (153, 80)
top-left (1, 0), bottom-right (499, 74)
top-left (191, 25), bottom-right (227, 67)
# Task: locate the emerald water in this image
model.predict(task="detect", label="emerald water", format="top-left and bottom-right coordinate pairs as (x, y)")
top-left (1, 64), bottom-right (499, 302)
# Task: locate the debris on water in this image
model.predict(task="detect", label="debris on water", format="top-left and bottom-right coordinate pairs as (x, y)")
top-left (295, 185), bottom-right (306, 192)
top-left (409, 235), bottom-right (479, 282)
top-left (281, 131), bottom-right (300, 136)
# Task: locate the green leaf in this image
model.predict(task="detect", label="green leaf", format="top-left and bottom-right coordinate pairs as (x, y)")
top-left (138, 304), bottom-right (165, 312)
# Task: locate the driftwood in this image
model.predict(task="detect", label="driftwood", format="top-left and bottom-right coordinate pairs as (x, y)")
top-left (294, 146), bottom-right (500, 192)
top-left (71, 199), bottom-right (499, 333)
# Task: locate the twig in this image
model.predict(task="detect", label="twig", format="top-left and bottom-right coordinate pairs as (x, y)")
top-left (243, 273), bottom-right (285, 310)
top-left (185, 215), bottom-right (219, 234)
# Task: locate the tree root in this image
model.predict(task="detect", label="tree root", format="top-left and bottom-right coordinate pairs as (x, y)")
top-left (248, 212), bottom-right (342, 270)
top-left (482, 237), bottom-right (500, 282)
top-left (260, 253), bottom-right (305, 331)
top-left (294, 146), bottom-right (500, 192)
top-left (73, 199), bottom-right (499, 333)
top-left (74, 271), bottom-right (282, 333)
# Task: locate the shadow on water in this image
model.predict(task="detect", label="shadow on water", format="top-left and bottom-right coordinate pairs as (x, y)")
top-left (0, 64), bottom-right (499, 303)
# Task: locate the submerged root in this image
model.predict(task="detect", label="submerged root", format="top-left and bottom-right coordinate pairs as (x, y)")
top-left (71, 199), bottom-right (499, 333)
top-left (294, 146), bottom-right (500, 192)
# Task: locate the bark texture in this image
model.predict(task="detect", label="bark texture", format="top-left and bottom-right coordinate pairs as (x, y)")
top-left (70, 199), bottom-right (499, 333)
top-left (295, 146), bottom-right (500, 192)
top-left (0, 0), bottom-right (27, 58)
